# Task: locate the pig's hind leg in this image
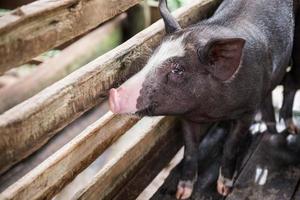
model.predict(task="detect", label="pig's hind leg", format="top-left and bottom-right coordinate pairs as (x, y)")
top-left (217, 115), bottom-right (253, 196)
top-left (261, 94), bottom-right (278, 134)
top-left (280, 73), bottom-right (299, 134)
top-left (280, 12), bottom-right (300, 134)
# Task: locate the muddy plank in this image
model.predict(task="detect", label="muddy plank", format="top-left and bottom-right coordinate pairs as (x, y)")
top-left (137, 148), bottom-right (185, 200)
top-left (71, 116), bottom-right (175, 200)
top-left (0, 113), bottom-right (139, 200)
top-left (0, 0), bottom-right (140, 74)
top-left (292, 180), bottom-right (300, 200)
top-left (110, 119), bottom-right (183, 200)
top-left (0, 102), bottom-right (109, 193)
top-left (0, 16), bottom-right (124, 113)
top-left (226, 134), bottom-right (300, 200)
top-left (0, 0), bottom-right (221, 176)
top-left (112, 123), bottom-right (211, 200)
top-left (0, 0), bottom-right (35, 9)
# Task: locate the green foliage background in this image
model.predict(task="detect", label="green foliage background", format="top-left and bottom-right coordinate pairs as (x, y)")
top-left (150, 0), bottom-right (190, 11)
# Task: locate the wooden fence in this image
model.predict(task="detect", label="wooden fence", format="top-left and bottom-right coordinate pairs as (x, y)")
top-left (0, 0), bottom-right (221, 199)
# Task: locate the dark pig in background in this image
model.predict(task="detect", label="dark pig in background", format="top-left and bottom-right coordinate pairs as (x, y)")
top-left (109, 0), bottom-right (300, 199)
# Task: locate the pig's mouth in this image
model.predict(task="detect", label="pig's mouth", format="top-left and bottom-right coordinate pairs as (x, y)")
top-left (135, 102), bottom-right (158, 117)
top-left (108, 70), bottom-right (160, 116)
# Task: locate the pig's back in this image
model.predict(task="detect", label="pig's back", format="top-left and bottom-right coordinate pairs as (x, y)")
top-left (210, 0), bottom-right (294, 75)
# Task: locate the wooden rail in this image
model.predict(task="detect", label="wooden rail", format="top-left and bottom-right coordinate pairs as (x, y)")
top-left (0, 0), bottom-right (35, 9)
top-left (0, 15), bottom-right (124, 113)
top-left (0, 0), bottom-right (140, 74)
top-left (0, 113), bottom-right (139, 200)
top-left (73, 116), bottom-right (176, 200)
top-left (0, 116), bottom-right (178, 200)
top-left (0, 0), bottom-right (221, 175)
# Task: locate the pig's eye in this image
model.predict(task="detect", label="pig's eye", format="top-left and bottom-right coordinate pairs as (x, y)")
top-left (171, 64), bottom-right (184, 75)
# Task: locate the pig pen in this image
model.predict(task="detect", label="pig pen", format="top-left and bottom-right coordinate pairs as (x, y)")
top-left (0, 0), bottom-right (300, 200)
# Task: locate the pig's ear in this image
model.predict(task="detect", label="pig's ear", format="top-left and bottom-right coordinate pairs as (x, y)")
top-left (159, 0), bottom-right (181, 34)
top-left (198, 38), bottom-right (246, 81)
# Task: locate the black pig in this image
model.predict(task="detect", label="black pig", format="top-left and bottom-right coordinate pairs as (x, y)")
top-left (109, 0), bottom-right (299, 198)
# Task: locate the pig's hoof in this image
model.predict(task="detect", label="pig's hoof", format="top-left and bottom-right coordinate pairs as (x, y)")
top-left (286, 119), bottom-right (299, 134)
top-left (217, 180), bottom-right (232, 196)
top-left (217, 168), bottom-right (233, 196)
top-left (287, 124), bottom-right (299, 135)
top-left (176, 180), bottom-right (194, 199)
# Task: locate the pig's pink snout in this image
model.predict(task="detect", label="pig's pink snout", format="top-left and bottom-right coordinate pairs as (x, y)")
top-left (108, 86), bottom-right (139, 114)
top-left (109, 75), bottom-right (143, 114)
top-left (109, 88), bottom-right (120, 113)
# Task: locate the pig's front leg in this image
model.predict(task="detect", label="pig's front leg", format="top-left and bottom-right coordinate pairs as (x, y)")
top-left (217, 114), bottom-right (253, 196)
top-left (176, 119), bottom-right (202, 200)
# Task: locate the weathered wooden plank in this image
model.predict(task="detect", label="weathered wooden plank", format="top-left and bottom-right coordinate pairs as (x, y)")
top-left (0, 112), bottom-right (139, 200)
top-left (0, 15), bottom-right (124, 113)
top-left (0, 0), bottom-right (140, 74)
top-left (72, 116), bottom-right (175, 200)
top-left (137, 148), bottom-right (185, 200)
top-left (118, 123), bottom-right (213, 200)
top-left (112, 123), bottom-right (183, 200)
top-left (0, 0), bottom-right (221, 176)
top-left (0, 102), bottom-right (109, 193)
top-left (226, 134), bottom-right (300, 200)
top-left (0, 0), bottom-right (35, 9)
top-left (0, 75), bottom-right (18, 88)
top-left (292, 181), bottom-right (300, 200)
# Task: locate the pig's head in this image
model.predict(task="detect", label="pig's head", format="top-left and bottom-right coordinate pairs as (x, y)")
top-left (109, 0), bottom-right (245, 117)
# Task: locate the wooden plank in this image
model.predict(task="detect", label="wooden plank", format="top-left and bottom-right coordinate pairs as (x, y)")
top-left (0, 102), bottom-right (109, 193)
top-left (71, 116), bottom-right (175, 200)
top-left (0, 75), bottom-right (18, 88)
top-left (112, 124), bottom-right (183, 200)
top-left (116, 123), bottom-right (212, 200)
top-left (226, 134), bottom-right (300, 200)
top-left (0, 0), bottom-right (221, 176)
top-left (0, 15), bottom-right (124, 113)
top-left (0, 112), bottom-right (139, 200)
top-left (0, 0), bottom-right (35, 9)
top-left (292, 181), bottom-right (300, 200)
top-left (136, 148), bottom-right (185, 200)
top-left (0, 0), bottom-right (140, 74)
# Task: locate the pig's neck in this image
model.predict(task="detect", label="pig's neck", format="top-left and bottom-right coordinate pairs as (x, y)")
top-left (182, 106), bottom-right (250, 124)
